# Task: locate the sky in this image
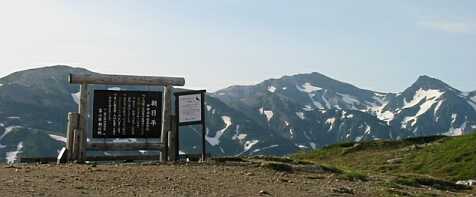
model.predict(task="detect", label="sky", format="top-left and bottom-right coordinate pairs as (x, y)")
top-left (0, 0), bottom-right (475, 92)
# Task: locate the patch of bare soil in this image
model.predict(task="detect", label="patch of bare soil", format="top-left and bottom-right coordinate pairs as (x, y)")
top-left (0, 160), bottom-right (472, 196)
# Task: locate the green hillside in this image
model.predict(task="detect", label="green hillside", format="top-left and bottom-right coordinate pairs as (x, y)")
top-left (292, 133), bottom-right (476, 182)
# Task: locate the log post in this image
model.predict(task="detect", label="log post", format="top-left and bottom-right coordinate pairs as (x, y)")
top-left (72, 129), bottom-right (80, 161)
top-left (160, 85), bottom-right (173, 162)
top-left (78, 83), bottom-right (88, 163)
top-left (168, 114), bottom-right (178, 161)
top-left (66, 112), bottom-right (79, 161)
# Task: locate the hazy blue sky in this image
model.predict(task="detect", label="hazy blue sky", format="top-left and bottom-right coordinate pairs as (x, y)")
top-left (0, 1), bottom-right (475, 92)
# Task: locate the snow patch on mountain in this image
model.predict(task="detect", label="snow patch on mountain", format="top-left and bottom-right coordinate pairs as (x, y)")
top-left (206, 116), bottom-right (232, 146)
top-left (206, 105), bottom-right (212, 111)
top-left (263, 110), bottom-right (274, 122)
top-left (243, 140), bottom-right (259, 152)
top-left (377, 111), bottom-right (395, 123)
top-left (0, 83), bottom-right (3, 87)
top-left (297, 82), bottom-right (322, 93)
top-left (231, 125), bottom-right (246, 142)
top-left (6, 141), bottom-right (23, 164)
top-left (451, 114), bottom-right (458, 125)
top-left (289, 128), bottom-right (294, 138)
top-left (303, 105), bottom-right (314, 111)
top-left (309, 142), bottom-right (316, 149)
top-left (364, 125), bottom-right (372, 134)
top-left (397, 89), bottom-right (445, 128)
top-left (252, 144), bottom-right (279, 153)
top-left (321, 92), bottom-right (331, 109)
top-left (71, 92), bottom-right (80, 105)
top-left (284, 120), bottom-right (290, 127)
top-left (296, 112), bottom-right (305, 120)
top-left (326, 118), bottom-right (336, 131)
top-left (49, 134), bottom-right (67, 143)
top-left (0, 126), bottom-right (22, 148)
top-left (444, 121), bottom-right (466, 136)
top-left (267, 86), bottom-right (276, 93)
top-left (403, 89), bottom-right (444, 109)
top-left (337, 93), bottom-right (360, 109)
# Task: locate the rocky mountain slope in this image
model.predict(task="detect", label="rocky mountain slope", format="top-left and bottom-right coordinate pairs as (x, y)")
top-left (0, 66), bottom-right (475, 162)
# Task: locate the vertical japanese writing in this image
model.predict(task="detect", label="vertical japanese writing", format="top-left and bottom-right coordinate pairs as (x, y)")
top-left (93, 90), bottom-right (162, 138)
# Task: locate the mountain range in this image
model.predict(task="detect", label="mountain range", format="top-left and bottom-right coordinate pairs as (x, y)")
top-left (0, 66), bottom-right (475, 162)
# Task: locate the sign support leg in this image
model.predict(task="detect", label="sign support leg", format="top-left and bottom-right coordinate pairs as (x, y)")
top-left (78, 83), bottom-right (88, 163)
top-left (201, 92), bottom-right (207, 162)
top-left (160, 85), bottom-right (173, 162)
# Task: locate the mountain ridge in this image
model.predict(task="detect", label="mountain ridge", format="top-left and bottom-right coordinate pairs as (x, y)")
top-left (0, 65), bottom-right (475, 162)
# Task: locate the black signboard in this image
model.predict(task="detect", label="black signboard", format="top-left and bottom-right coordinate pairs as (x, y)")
top-left (92, 90), bottom-right (163, 138)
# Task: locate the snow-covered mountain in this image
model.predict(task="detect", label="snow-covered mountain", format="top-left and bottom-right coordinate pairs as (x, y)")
top-left (0, 66), bottom-right (475, 162)
top-left (213, 73), bottom-right (476, 147)
top-left (380, 75), bottom-right (476, 136)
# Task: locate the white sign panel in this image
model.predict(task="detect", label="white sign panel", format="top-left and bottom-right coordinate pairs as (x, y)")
top-left (178, 94), bottom-right (202, 123)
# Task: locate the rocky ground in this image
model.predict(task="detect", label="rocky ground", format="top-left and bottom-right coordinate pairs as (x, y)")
top-left (0, 158), bottom-right (474, 197)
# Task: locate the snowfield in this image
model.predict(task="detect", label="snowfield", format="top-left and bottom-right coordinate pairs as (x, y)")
top-left (263, 110), bottom-right (274, 122)
top-left (49, 134), bottom-right (67, 143)
top-left (206, 116), bottom-right (232, 146)
top-left (6, 141), bottom-right (23, 164)
top-left (71, 92), bottom-right (80, 104)
top-left (267, 86), bottom-right (276, 93)
top-left (297, 82), bottom-right (322, 93)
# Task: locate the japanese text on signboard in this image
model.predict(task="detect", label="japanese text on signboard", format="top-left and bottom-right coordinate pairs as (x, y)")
top-left (92, 90), bottom-right (162, 138)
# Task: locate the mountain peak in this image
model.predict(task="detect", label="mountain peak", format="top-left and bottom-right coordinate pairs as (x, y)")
top-left (410, 75), bottom-right (458, 92)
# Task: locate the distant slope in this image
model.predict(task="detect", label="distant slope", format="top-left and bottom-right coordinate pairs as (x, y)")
top-left (0, 66), bottom-right (297, 162)
top-left (1, 66), bottom-right (475, 161)
top-left (292, 132), bottom-right (476, 181)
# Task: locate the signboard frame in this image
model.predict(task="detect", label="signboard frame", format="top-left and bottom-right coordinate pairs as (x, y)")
top-left (174, 90), bottom-right (207, 161)
top-left (175, 90), bottom-right (206, 126)
top-left (92, 90), bottom-right (163, 139)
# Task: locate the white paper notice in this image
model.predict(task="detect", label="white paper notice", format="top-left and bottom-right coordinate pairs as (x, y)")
top-left (178, 94), bottom-right (202, 123)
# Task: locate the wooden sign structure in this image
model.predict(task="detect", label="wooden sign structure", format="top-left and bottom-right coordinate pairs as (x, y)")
top-left (174, 90), bottom-right (207, 161)
top-left (62, 73), bottom-right (185, 163)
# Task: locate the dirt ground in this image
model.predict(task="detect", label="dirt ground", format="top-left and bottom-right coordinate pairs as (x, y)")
top-left (0, 161), bottom-right (473, 197)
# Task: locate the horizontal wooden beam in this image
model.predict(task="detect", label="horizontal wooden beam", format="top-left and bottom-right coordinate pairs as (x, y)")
top-left (69, 73), bottom-right (185, 86)
top-left (86, 143), bottom-right (165, 151)
top-left (21, 155), bottom-right (161, 163)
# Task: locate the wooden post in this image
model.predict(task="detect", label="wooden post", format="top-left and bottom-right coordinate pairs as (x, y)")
top-left (66, 112), bottom-right (79, 161)
top-left (160, 85), bottom-right (173, 162)
top-left (201, 92), bottom-right (207, 162)
top-left (78, 83), bottom-right (88, 163)
top-left (168, 114), bottom-right (178, 161)
top-left (72, 129), bottom-right (80, 161)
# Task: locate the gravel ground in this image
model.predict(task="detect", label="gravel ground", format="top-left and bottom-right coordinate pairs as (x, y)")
top-left (0, 161), bottom-right (472, 197)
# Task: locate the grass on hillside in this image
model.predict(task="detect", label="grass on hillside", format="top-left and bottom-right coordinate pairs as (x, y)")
top-left (291, 133), bottom-right (476, 182)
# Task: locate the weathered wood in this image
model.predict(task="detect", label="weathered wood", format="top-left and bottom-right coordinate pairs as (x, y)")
top-left (21, 155), bottom-right (164, 163)
top-left (72, 129), bottom-right (80, 160)
top-left (69, 73), bottom-right (185, 86)
top-left (160, 85), bottom-right (173, 162)
top-left (201, 92), bottom-right (207, 162)
top-left (78, 83), bottom-right (88, 162)
top-left (66, 112), bottom-right (79, 161)
top-left (86, 143), bottom-right (165, 151)
top-left (168, 114), bottom-right (178, 161)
